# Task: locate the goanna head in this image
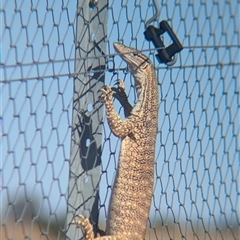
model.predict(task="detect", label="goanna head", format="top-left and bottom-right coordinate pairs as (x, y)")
top-left (113, 42), bottom-right (153, 99)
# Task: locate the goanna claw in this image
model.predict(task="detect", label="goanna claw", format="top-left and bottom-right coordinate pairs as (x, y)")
top-left (98, 85), bottom-right (113, 103)
top-left (113, 79), bottom-right (125, 90)
top-left (71, 214), bottom-right (94, 239)
top-left (71, 214), bottom-right (85, 226)
top-left (112, 79), bottom-right (126, 96)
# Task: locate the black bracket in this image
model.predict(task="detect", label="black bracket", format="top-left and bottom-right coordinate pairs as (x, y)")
top-left (144, 20), bottom-right (183, 65)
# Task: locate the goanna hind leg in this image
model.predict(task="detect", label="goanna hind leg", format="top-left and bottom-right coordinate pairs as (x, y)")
top-left (71, 215), bottom-right (120, 240)
top-left (71, 214), bottom-right (94, 240)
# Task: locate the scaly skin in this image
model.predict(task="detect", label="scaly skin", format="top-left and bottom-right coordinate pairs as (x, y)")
top-left (73, 42), bottom-right (158, 240)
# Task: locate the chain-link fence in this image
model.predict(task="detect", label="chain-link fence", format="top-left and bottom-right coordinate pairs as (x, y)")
top-left (1, 0), bottom-right (239, 239)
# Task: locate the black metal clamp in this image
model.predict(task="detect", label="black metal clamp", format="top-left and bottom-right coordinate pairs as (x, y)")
top-left (144, 20), bottom-right (183, 65)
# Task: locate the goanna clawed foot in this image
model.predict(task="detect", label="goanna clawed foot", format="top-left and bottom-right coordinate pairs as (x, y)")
top-left (98, 79), bottom-right (125, 104)
top-left (112, 79), bottom-right (133, 117)
top-left (98, 80), bottom-right (132, 118)
top-left (111, 79), bottom-right (126, 99)
top-left (71, 214), bottom-right (94, 240)
top-left (113, 79), bottom-right (126, 91)
top-left (98, 85), bottom-right (113, 104)
top-left (71, 214), bottom-right (120, 240)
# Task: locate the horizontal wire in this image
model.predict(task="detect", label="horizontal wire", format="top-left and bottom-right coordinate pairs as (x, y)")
top-left (1, 44), bottom-right (239, 69)
top-left (1, 45), bottom-right (239, 83)
top-left (1, 60), bottom-right (239, 83)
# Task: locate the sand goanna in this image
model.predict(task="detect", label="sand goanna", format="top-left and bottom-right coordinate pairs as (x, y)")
top-left (72, 42), bottom-right (159, 240)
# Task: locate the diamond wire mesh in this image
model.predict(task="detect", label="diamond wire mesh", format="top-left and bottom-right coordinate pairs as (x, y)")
top-left (1, 0), bottom-right (239, 240)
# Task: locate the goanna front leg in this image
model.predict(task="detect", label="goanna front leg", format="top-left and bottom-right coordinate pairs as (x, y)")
top-left (111, 79), bottom-right (133, 118)
top-left (72, 215), bottom-right (120, 240)
top-left (99, 85), bottom-right (136, 138)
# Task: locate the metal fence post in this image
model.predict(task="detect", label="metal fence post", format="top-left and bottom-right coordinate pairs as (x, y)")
top-left (66, 1), bottom-right (108, 239)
